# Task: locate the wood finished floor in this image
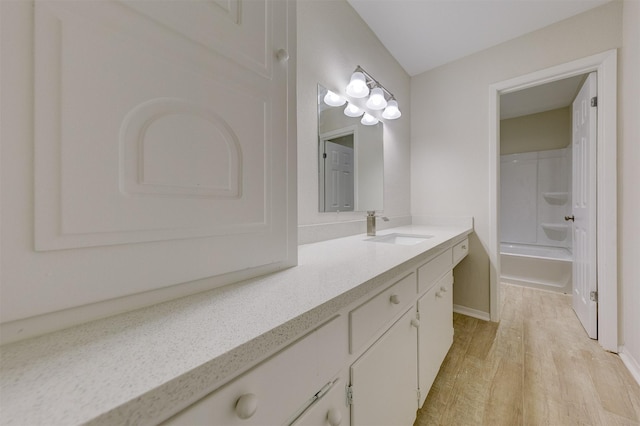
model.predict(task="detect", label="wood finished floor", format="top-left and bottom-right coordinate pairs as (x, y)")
top-left (415, 284), bottom-right (640, 426)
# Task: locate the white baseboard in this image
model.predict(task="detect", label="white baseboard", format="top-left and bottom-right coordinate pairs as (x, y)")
top-left (619, 346), bottom-right (640, 387)
top-left (453, 304), bottom-right (491, 321)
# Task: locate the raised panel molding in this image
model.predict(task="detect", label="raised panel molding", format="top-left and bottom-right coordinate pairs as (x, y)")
top-left (34, 1), bottom-right (273, 250)
top-left (211, 0), bottom-right (240, 24)
top-left (120, 0), bottom-right (271, 78)
top-left (2, 0), bottom-right (295, 328)
top-left (120, 98), bottom-right (242, 199)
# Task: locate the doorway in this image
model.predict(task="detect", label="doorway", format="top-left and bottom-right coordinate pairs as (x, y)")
top-left (489, 50), bottom-right (618, 352)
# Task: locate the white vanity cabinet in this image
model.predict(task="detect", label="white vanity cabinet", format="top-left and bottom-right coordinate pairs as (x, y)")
top-left (160, 237), bottom-right (468, 426)
top-left (417, 271), bottom-right (454, 406)
top-left (349, 307), bottom-right (419, 426)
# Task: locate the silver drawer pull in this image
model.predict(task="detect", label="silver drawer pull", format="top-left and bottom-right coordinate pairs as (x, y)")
top-left (389, 294), bottom-right (400, 305)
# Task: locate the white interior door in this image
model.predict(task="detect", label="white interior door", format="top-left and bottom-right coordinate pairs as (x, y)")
top-left (571, 72), bottom-right (598, 339)
top-left (323, 141), bottom-right (354, 212)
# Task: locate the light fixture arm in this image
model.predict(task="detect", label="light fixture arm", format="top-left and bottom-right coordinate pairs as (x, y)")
top-left (353, 65), bottom-right (396, 102)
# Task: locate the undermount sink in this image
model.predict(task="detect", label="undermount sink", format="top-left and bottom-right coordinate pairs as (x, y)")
top-left (366, 233), bottom-right (433, 246)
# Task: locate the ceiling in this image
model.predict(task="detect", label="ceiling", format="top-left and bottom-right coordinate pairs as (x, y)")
top-left (500, 74), bottom-right (586, 119)
top-left (347, 0), bottom-right (611, 77)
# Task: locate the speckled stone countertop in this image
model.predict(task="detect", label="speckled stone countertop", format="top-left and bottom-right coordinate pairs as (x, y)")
top-left (0, 224), bottom-right (472, 425)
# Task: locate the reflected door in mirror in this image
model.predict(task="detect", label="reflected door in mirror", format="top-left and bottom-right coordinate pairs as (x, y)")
top-left (322, 139), bottom-right (354, 212)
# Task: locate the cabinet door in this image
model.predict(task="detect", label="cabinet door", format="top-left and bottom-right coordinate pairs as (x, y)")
top-left (1, 0), bottom-right (296, 327)
top-left (350, 307), bottom-right (418, 426)
top-left (417, 271), bottom-right (454, 406)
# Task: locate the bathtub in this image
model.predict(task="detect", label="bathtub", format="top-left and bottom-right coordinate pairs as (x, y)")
top-left (500, 243), bottom-right (572, 293)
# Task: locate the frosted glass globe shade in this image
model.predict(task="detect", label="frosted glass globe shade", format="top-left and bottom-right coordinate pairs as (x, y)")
top-left (346, 72), bottom-right (369, 98)
top-left (361, 112), bottom-right (379, 126)
top-left (344, 102), bottom-right (364, 117)
top-left (366, 87), bottom-right (387, 110)
top-left (381, 100), bottom-right (402, 120)
top-left (324, 90), bottom-right (346, 107)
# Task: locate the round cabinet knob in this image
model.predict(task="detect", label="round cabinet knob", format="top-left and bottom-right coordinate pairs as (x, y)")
top-left (389, 294), bottom-right (400, 305)
top-left (436, 291), bottom-right (444, 298)
top-left (235, 393), bottom-right (258, 419)
top-left (327, 408), bottom-right (342, 426)
top-left (276, 48), bottom-right (289, 63)
top-left (440, 286), bottom-right (448, 292)
top-left (411, 318), bottom-right (420, 328)
top-left (461, 245), bottom-right (467, 250)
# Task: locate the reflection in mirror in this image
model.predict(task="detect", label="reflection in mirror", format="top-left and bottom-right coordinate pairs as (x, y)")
top-left (318, 84), bottom-right (384, 212)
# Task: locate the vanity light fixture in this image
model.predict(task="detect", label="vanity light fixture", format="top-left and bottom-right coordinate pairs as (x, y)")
top-left (361, 112), bottom-right (379, 126)
top-left (344, 102), bottom-right (364, 117)
top-left (323, 89), bottom-right (346, 107)
top-left (345, 66), bottom-right (402, 120)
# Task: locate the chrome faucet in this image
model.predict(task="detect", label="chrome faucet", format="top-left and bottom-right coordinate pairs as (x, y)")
top-left (367, 210), bottom-right (389, 236)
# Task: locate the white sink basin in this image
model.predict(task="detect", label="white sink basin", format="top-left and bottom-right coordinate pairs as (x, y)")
top-left (366, 233), bottom-right (433, 246)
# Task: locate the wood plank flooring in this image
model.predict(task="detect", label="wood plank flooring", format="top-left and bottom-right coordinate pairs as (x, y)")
top-left (415, 284), bottom-right (640, 426)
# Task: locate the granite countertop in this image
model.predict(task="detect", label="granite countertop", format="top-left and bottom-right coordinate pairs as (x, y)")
top-left (0, 224), bottom-right (472, 425)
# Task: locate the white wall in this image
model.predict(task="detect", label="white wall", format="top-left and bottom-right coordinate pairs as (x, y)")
top-left (297, 0), bottom-right (411, 242)
top-left (620, 0), bottom-right (640, 378)
top-left (410, 2), bottom-right (622, 314)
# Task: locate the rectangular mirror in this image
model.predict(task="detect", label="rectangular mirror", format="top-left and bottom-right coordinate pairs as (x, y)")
top-left (318, 84), bottom-right (384, 212)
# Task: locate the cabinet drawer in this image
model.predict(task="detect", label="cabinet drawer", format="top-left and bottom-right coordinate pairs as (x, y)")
top-left (163, 317), bottom-right (343, 426)
top-left (349, 273), bottom-right (415, 354)
top-left (453, 238), bottom-right (469, 266)
top-left (418, 248), bottom-right (452, 294)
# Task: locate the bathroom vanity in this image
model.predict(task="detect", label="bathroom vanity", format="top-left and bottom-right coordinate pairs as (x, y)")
top-left (0, 223), bottom-right (471, 425)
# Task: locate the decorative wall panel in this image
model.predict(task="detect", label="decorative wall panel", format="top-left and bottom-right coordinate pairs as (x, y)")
top-left (34, 1), bottom-right (276, 250)
top-left (0, 0), bottom-right (296, 325)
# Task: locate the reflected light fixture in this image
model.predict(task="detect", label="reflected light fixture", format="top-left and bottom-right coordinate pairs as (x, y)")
top-left (345, 65), bottom-right (401, 121)
top-left (345, 71), bottom-right (369, 98)
top-left (344, 102), bottom-right (364, 117)
top-left (366, 87), bottom-right (387, 110)
top-left (361, 112), bottom-right (379, 126)
top-left (381, 99), bottom-right (402, 120)
top-left (323, 89), bottom-right (346, 107)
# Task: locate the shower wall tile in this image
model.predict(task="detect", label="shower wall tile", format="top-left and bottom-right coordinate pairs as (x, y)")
top-left (501, 155), bottom-right (537, 244)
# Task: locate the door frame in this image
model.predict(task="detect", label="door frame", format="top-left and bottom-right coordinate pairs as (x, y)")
top-left (488, 49), bottom-right (618, 352)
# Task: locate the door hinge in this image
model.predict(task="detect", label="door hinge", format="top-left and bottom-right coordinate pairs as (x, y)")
top-left (590, 291), bottom-right (598, 302)
top-left (591, 96), bottom-right (598, 107)
top-left (346, 385), bottom-right (353, 405)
